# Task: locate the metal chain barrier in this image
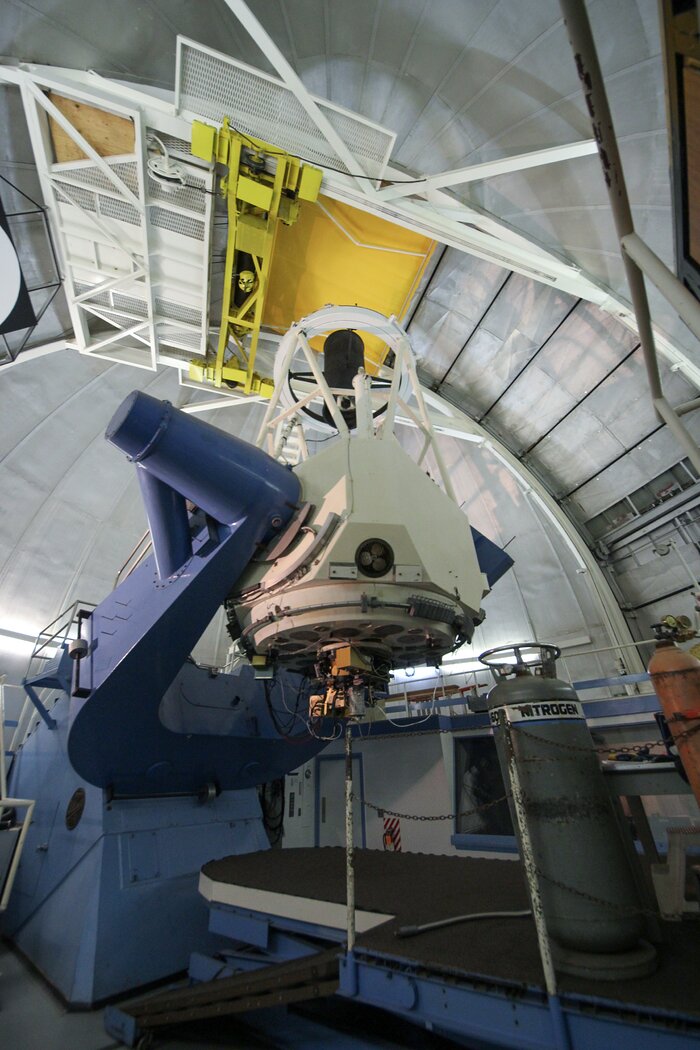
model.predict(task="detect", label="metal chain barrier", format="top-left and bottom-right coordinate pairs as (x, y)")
top-left (595, 739), bottom-right (666, 755)
top-left (353, 791), bottom-right (661, 918)
top-left (508, 723), bottom-right (666, 761)
top-left (535, 867), bottom-right (660, 920)
top-left (675, 720), bottom-right (700, 744)
top-left (354, 722), bottom-right (668, 757)
top-left (352, 791), bottom-right (510, 823)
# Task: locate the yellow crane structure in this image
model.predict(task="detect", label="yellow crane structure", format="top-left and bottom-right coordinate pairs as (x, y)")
top-left (189, 118), bottom-right (322, 395)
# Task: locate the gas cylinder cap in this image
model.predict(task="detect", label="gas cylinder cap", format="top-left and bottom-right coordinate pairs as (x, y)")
top-left (479, 642), bottom-right (560, 680)
top-left (652, 614), bottom-right (696, 643)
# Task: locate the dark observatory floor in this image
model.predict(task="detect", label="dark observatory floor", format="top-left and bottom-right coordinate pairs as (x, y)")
top-left (203, 848), bottom-right (700, 1023)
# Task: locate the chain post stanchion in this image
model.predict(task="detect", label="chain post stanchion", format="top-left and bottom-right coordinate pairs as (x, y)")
top-left (502, 716), bottom-right (572, 1050)
top-left (345, 722), bottom-right (355, 954)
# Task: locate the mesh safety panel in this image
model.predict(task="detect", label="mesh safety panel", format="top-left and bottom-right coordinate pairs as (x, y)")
top-left (73, 281), bottom-right (111, 308)
top-left (155, 297), bottom-right (202, 325)
top-left (151, 205), bottom-right (205, 241)
top-left (53, 181), bottom-right (97, 213)
top-left (147, 177), bottom-right (207, 214)
top-left (111, 293), bottom-right (148, 317)
top-left (99, 195), bottom-right (141, 227)
top-left (158, 324), bottom-right (202, 350)
top-left (177, 40), bottom-right (394, 181)
top-left (56, 160), bottom-right (139, 195)
top-left (153, 131), bottom-right (193, 158)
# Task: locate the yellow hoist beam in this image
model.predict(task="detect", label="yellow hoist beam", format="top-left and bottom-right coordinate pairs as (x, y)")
top-left (188, 119), bottom-right (322, 396)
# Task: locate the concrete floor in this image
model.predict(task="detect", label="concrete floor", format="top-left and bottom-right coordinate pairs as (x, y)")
top-left (0, 940), bottom-right (462, 1050)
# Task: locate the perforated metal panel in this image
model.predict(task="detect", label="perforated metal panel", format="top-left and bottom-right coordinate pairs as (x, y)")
top-left (154, 297), bottom-right (202, 326)
top-left (153, 131), bottom-right (193, 159)
top-left (53, 177), bottom-right (142, 226)
top-left (158, 324), bottom-right (202, 351)
top-left (99, 195), bottom-right (141, 227)
top-left (176, 38), bottom-right (395, 182)
top-left (57, 160), bottom-right (139, 195)
top-left (147, 178), bottom-right (206, 214)
top-left (53, 180), bottom-right (97, 213)
top-left (112, 293), bottom-right (148, 317)
top-left (151, 205), bottom-right (205, 241)
top-left (73, 281), bottom-right (111, 308)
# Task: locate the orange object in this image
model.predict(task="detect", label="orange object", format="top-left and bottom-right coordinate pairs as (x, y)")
top-left (649, 640), bottom-right (700, 806)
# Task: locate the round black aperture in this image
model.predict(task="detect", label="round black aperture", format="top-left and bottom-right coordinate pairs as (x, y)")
top-left (65, 788), bottom-right (86, 831)
top-left (355, 538), bottom-right (394, 578)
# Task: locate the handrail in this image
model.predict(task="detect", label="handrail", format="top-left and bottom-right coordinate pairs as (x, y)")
top-left (10, 600), bottom-right (96, 754)
top-left (0, 674), bottom-right (36, 913)
top-left (0, 675), bottom-right (7, 799)
top-left (24, 598), bottom-right (95, 682)
top-left (114, 530), bottom-right (152, 589)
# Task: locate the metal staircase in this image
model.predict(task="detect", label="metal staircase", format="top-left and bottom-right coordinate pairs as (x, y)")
top-left (105, 946), bottom-right (340, 1047)
top-left (8, 600), bottom-right (95, 751)
top-left (0, 676), bottom-right (34, 913)
top-left (0, 601), bottom-right (95, 911)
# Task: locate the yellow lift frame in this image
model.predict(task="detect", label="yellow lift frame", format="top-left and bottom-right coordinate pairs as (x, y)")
top-left (188, 119), bottom-right (322, 396)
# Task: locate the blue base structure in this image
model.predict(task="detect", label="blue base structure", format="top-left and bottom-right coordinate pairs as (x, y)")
top-left (2, 392), bottom-right (336, 1004)
top-left (3, 694), bottom-right (273, 1005)
top-left (340, 950), bottom-right (700, 1050)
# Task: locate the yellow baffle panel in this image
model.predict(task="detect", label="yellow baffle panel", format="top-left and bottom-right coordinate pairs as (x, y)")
top-left (263, 196), bottom-right (436, 369)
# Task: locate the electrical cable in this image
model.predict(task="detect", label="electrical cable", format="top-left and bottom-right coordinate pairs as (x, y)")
top-left (258, 777), bottom-right (285, 845)
top-left (381, 670), bottom-right (442, 728)
top-left (185, 181), bottom-right (220, 196)
top-left (278, 673), bottom-right (311, 733)
top-left (223, 123), bottom-right (430, 184)
top-left (263, 678), bottom-right (310, 740)
top-left (182, 122), bottom-right (430, 192)
top-left (395, 909), bottom-right (532, 938)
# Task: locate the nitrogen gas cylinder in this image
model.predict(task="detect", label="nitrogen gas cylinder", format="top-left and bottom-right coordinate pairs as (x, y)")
top-left (481, 643), bottom-right (656, 980)
top-left (649, 637), bottom-right (700, 808)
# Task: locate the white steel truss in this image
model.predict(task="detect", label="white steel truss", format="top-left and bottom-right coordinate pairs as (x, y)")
top-left (373, 139), bottom-right (600, 203)
top-left (3, 63), bottom-right (215, 372)
top-left (2, 15), bottom-right (700, 392)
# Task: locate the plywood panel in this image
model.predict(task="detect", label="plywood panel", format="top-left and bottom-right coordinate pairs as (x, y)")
top-left (47, 92), bottom-right (135, 163)
top-left (683, 62), bottom-right (700, 267)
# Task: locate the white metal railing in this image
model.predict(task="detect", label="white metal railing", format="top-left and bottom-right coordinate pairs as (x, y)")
top-left (0, 675), bottom-right (35, 912)
top-left (10, 600), bottom-right (96, 754)
top-left (114, 529), bottom-right (152, 589)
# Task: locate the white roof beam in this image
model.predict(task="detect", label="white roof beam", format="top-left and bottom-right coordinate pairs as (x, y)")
top-left (3, 59), bottom-right (699, 392)
top-left (376, 139), bottom-right (599, 203)
top-left (222, 0), bottom-right (376, 194)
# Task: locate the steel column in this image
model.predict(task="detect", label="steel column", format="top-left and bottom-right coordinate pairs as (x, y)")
top-left (345, 724), bottom-right (356, 953)
top-left (622, 232), bottom-right (700, 349)
top-left (560, 0), bottom-right (700, 475)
